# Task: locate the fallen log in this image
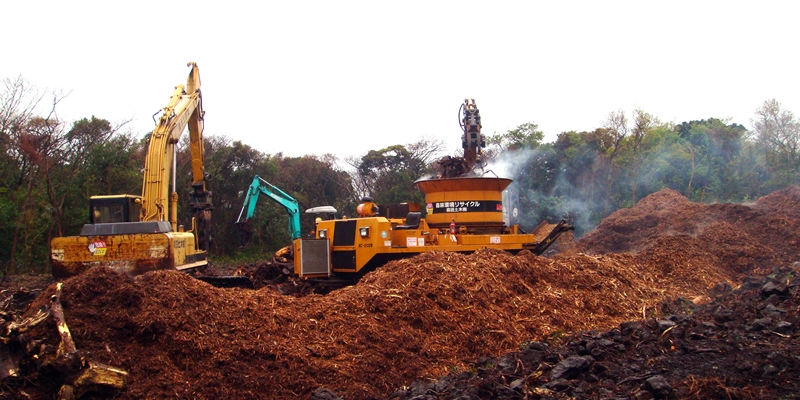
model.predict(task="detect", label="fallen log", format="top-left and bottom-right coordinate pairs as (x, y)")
top-left (0, 282), bottom-right (129, 399)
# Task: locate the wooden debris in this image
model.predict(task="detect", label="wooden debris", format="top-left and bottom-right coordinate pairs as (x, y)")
top-left (2, 282), bottom-right (129, 398)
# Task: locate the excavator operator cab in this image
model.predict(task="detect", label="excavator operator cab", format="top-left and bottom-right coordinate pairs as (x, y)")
top-left (89, 195), bottom-right (142, 224)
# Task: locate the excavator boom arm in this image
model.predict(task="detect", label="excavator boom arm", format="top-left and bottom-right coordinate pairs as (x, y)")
top-left (237, 176), bottom-right (302, 240)
top-left (184, 63), bottom-right (208, 194)
top-left (140, 62), bottom-right (211, 249)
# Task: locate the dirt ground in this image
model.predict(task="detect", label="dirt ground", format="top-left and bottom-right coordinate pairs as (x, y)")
top-left (1, 186), bottom-right (799, 399)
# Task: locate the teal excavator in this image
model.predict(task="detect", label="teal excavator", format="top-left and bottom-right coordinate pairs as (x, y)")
top-left (198, 175), bottom-right (309, 288)
top-left (236, 175), bottom-right (303, 246)
top-left (234, 175), bottom-right (337, 251)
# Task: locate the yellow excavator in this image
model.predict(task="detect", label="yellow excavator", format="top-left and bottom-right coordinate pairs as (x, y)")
top-left (50, 62), bottom-right (212, 279)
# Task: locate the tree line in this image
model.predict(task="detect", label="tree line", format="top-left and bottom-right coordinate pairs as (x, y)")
top-left (2, 75), bottom-right (798, 275)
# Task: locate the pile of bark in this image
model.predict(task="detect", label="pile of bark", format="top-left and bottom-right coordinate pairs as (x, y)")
top-left (0, 186), bottom-right (798, 399)
top-left (577, 187), bottom-right (799, 273)
top-left (392, 263), bottom-right (800, 399)
top-left (3, 249), bottom-right (731, 399)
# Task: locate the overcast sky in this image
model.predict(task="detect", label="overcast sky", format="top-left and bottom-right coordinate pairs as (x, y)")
top-left (3, 1), bottom-right (798, 159)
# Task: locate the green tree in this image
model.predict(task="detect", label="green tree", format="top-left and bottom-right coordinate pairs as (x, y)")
top-left (626, 108), bottom-right (661, 204)
top-left (0, 76), bottom-right (74, 275)
top-left (600, 109), bottom-right (629, 213)
top-left (349, 137), bottom-right (444, 207)
top-left (47, 117), bottom-right (133, 239)
top-left (176, 136), bottom-right (266, 255)
top-left (486, 122), bottom-right (544, 151)
top-left (551, 129), bottom-right (609, 231)
top-left (355, 145), bottom-right (420, 206)
top-left (752, 99), bottom-right (800, 186)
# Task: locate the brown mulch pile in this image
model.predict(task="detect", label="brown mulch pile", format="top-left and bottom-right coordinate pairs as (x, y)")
top-left (1, 186), bottom-right (799, 399)
top-left (393, 263), bottom-right (800, 399)
top-left (577, 187), bottom-right (800, 273)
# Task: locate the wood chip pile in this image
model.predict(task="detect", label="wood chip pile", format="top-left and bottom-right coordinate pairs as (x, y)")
top-left (392, 263), bottom-right (800, 399)
top-left (2, 186), bottom-right (799, 399)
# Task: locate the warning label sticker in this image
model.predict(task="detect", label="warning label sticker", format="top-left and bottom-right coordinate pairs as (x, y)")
top-left (88, 241), bottom-right (107, 256)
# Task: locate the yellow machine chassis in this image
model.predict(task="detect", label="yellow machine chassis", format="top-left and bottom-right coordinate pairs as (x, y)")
top-left (51, 231), bottom-right (206, 279)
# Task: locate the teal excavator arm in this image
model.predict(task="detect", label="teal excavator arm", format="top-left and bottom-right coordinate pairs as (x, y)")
top-left (235, 176), bottom-right (302, 245)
